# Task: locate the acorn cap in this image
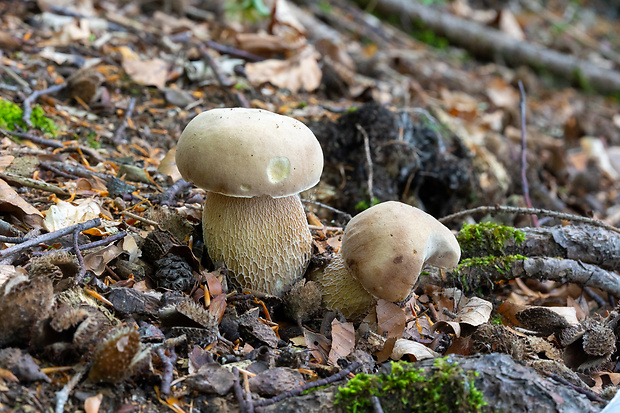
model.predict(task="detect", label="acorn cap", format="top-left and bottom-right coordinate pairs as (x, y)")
top-left (175, 108), bottom-right (323, 198)
top-left (341, 201), bottom-right (461, 302)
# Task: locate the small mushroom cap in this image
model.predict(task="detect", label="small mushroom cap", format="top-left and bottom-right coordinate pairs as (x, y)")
top-left (175, 108), bottom-right (323, 198)
top-left (341, 201), bottom-right (461, 302)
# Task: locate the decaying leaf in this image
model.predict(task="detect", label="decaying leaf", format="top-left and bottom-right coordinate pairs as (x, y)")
top-left (43, 199), bottom-right (101, 232)
top-left (122, 58), bottom-right (169, 89)
top-left (327, 319), bottom-right (355, 366)
top-left (391, 338), bottom-right (440, 361)
top-left (0, 178), bottom-right (44, 227)
top-left (83, 244), bottom-right (123, 276)
top-left (245, 45), bottom-right (321, 93)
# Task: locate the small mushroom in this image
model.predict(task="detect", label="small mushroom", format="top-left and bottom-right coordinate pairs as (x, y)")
top-left (175, 108), bottom-right (323, 296)
top-left (312, 201), bottom-right (461, 318)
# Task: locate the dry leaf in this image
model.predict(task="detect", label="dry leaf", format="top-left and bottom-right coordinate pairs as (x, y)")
top-left (0, 178), bottom-right (44, 227)
top-left (84, 244), bottom-right (123, 276)
top-left (327, 320), bottom-right (355, 366)
top-left (157, 147), bottom-right (183, 183)
top-left (486, 78), bottom-right (519, 109)
top-left (245, 45), bottom-right (321, 93)
top-left (122, 58), bottom-right (168, 89)
top-left (498, 9), bottom-right (525, 41)
top-left (391, 338), bottom-right (440, 361)
top-left (0, 265), bottom-right (27, 288)
top-left (433, 296), bottom-right (492, 337)
top-left (376, 299), bottom-right (406, 339)
top-left (43, 199), bottom-right (101, 232)
top-left (303, 328), bottom-right (330, 365)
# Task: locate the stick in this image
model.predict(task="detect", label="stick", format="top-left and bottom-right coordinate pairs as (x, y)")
top-left (0, 218), bottom-right (101, 259)
top-left (200, 46), bottom-right (249, 108)
top-left (518, 81), bottom-right (538, 227)
top-left (113, 97), bottom-right (136, 145)
top-left (356, 124), bottom-right (374, 208)
top-left (22, 83), bottom-right (66, 127)
top-left (33, 231), bottom-right (127, 256)
top-left (156, 347), bottom-right (177, 396)
top-left (0, 128), bottom-right (63, 148)
top-left (161, 179), bottom-right (191, 206)
top-left (55, 367), bottom-right (85, 413)
top-left (0, 171), bottom-right (69, 196)
top-left (73, 229), bottom-right (87, 283)
top-left (301, 199), bottom-right (353, 222)
top-left (232, 367), bottom-right (249, 413)
top-left (205, 40), bottom-right (265, 63)
top-left (439, 205), bottom-right (620, 234)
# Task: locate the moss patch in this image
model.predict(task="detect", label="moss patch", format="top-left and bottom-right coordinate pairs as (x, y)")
top-left (0, 99), bottom-right (58, 135)
top-left (457, 222), bottom-right (525, 258)
top-left (335, 358), bottom-right (486, 413)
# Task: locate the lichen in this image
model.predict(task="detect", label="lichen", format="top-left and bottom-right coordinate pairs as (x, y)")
top-left (0, 99), bottom-right (58, 135)
top-left (335, 358), bottom-right (486, 413)
top-left (457, 222), bottom-right (525, 258)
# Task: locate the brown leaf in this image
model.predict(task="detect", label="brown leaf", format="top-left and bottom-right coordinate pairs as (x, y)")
top-left (122, 58), bottom-right (168, 89)
top-left (327, 319), bottom-right (355, 366)
top-left (245, 45), bottom-right (321, 93)
top-left (376, 299), bottom-right (406, 339)
top-left (0, 178), bottom-right (44, 226)
top-left (390, 338), bottom-right (440, 361)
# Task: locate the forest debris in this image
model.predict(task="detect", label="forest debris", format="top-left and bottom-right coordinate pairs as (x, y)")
top-left (390, 339), bottom-right (440, 361)
top-left (245, 45), bottom-right (322, 93)
top-left (0, 348), bottom-right (51, 382)
top-left (43, 199), bottom-right (101, 232)
top-left (186, 363), bottom-right (235, 395)
top-left (249, 367), bottom-right (304, 397)
top-left (0, 178), bottom-right (44, 226)
top-left (122, 58), bottom-right (168, 89)
top-left (238, 307), bottom-right (280, 349)
top-left (327, 319), bottom-right (354, 366)
top-left (366, 0), bottom-right (620, 93)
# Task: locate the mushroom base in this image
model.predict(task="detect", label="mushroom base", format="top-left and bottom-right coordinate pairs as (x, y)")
top-left (202, 192), bottom-right (312, 296)
top-left (310, 253), bottom-right (375, 320)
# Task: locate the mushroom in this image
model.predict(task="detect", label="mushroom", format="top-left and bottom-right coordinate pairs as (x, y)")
top-left (175, 108), bottom-right (323, 296)
top-left (312, 201), bottom-right (461, 318)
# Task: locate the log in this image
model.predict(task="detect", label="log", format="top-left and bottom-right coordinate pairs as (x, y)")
top-left (359, 0), bottom-right (620, 93)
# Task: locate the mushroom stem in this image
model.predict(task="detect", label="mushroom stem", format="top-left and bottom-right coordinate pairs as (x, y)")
top-left (203, 192), bottom-right (312, 296)
top-left (310, 253), bottom-right (375, 320)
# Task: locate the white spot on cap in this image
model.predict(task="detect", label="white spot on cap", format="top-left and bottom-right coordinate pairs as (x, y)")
top-left (267, 157), bottom-right (291, 184)
top-left (240, 184), bottom-right (251, 192)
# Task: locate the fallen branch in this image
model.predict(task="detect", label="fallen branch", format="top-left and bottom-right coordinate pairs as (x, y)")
top-left (0, 128), bottom-right (63, 148)
top-left (161, 179), bottom-right (191, 206)
top-left (0, 171), bottom-right (69, 196)
top-left (360, 0), bottom-right (620, 93)
top-left (22, 83), bottom-right (66, 127)
top-left (156, 347), bottom-right (177, 397)
top-left (439, 205), bottom-right (620, 235)
top-left (0, 218), bottom-right (101, 259)
top-left (517, 81), bottom-right (538, 227)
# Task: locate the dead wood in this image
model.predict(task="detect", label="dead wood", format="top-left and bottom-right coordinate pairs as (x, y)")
top-left (359, 0), bottom-right (620, 93)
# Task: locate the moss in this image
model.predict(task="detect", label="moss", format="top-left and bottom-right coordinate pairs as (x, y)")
top-left (0, 99), bottom-right (58, 135)
top-left (457, 222), bottom-right (525, 257)
top-left (335, 358), bottom-right (486, 413)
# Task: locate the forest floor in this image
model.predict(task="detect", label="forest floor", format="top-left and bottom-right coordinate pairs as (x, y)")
top-left (0, 0), bottom-right (620, 412)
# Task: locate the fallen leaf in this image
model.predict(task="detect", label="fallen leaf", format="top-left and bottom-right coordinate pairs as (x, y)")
top-left (303, 328), bottom-right (330, 365)
top-left (83, 244), bottom-right (123, 276)
top-left (391, 338), bottom-right (440, 361)
top-left (486, 78), bottom-right (519, 109)
top-left (376, 299), bottom-right (406, 339)
top-left (498, 9), bottom-right (525, 41)
top-left (0, 178), bottom-right (44, 227)
top-left (43, 199), bottom-right (101, 232)
top-left (157, 147), bottom-right (183, 183)
top-left (327, 319), bottom-right (355, 366)
top-left (122, 58), bottom-right (169, 89)
top-left (245, 45), bottom-right (321, 93)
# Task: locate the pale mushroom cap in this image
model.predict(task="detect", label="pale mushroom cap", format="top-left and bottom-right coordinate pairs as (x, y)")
top-left (175, 108), bottom-right (323, 198)
top-left (341, 201), bottom-right (461, 302)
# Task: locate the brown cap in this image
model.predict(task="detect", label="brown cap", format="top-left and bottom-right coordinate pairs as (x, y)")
top-left (341, 201), bottom-right (461, 302)
top-left (175, 108), bottom-right (323, 198)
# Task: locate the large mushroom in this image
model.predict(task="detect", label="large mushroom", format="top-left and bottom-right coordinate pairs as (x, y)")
top-left (312, 201), bottom-right (461, 318)
top-left (175, 108), bottom-right (323, 296)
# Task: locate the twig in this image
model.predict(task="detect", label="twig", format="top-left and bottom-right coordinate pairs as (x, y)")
top-left (0, 171), bottom-right (69, 196)
top-left (39, 162), bottom-right (80, 180)
top-left (33, 231), bottom-right (127, 256)
top-left (0, 128), bottom-right (63, 148)
top-left (0, 218), bottom-right (101, 259)
top-left (242, 370), bottom-right (255, 413)
top-left (46, 161), bottom-right (111, 180)
top-left (121, 211), bottom-right (160, 227)
top-left (0, 235), bottom-right (26, 244)
top-left (518, 81), bottom-right (538, 227)
top-left (200, 46), bottom-right (249, 108)
top-left (113, 97), bottom-right (136, 145)
top-left (547, 374), bottom-right (605, 403)
top-left (583, 286), bottom-right (608, 308)
top-left (156, 347), bottom-right (177, 396)
top-left (370, 395), bottom-right (385, 413)
top-left (22, 83), bottom-right (66, 127)
top-left (355, 124), bottom-right (374, 207)
top-left (55, 367), bottom-right (85, 413)
top-left (73, 228), bottom-right (87, 283)
top-left (254, 361), bottom-right (361, 408)
top-left (439, 205), bottom-right (620, 234)
top-left (0, 65), bottom-right (31, 92)
top-left (232, 367), bottom-right (249, 413)
top-left (161, 179), bottom-right (191, 206)
top-left (205, 40), bottom-right (265, 63)
top-left (301, 199), bottom-right (353, 222)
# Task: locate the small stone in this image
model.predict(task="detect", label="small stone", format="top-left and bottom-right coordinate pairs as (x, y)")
top-left (249, 367), bottom-right (304, 397)
top-left (186, 363), bottom-right (235, 395)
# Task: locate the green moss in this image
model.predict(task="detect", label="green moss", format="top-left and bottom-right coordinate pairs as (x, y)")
top-left (457, 222), bottom-right (525, 257)
top-left (355, 197), bottom-right (380, 212)
top-left (335, 358), bottom-right (486, 413)
top-left (0, 99), bottom-right (58, 135)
